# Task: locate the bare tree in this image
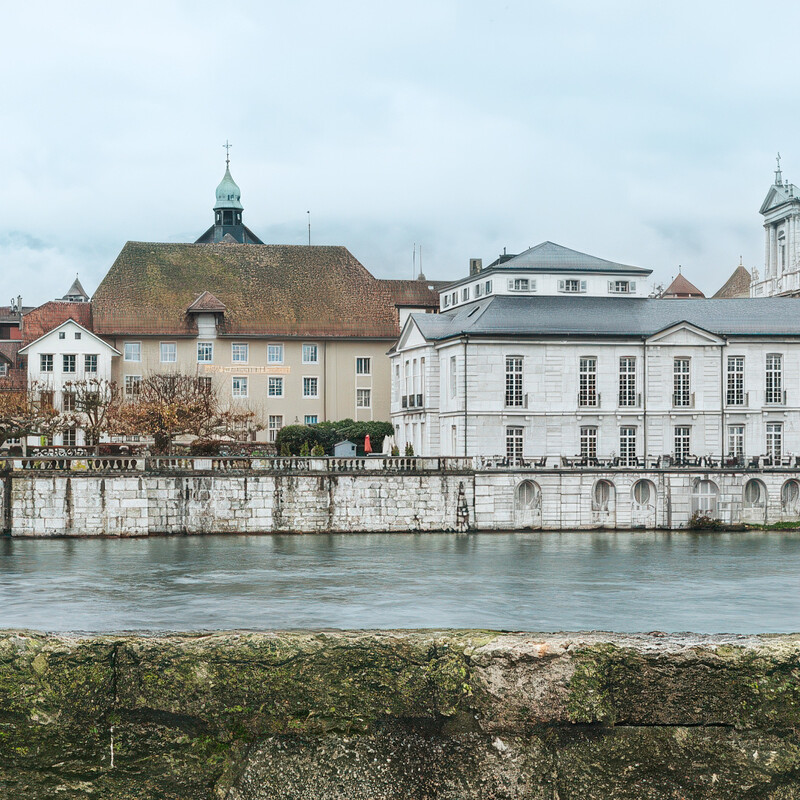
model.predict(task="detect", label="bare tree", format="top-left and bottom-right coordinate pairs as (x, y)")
top-left (63, 378), bottom-right (120, 455)
top-left (113, 373), bottom-right (257, 453)
top-left (0, 382), bottom-right (65, 455)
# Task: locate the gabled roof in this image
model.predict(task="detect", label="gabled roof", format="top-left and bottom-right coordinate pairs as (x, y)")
top-left (379, 278), bottom-right (447, 308)
top-left (187, 291), bottom-right (226, 313)
top-left (92, 242), bottom-right (403, 338)
top-left (713, 264), bottom-right (752, 299)
top-left (409, 295), bottom-right (800, 341)
top-left (490, 241), bottom-right (651, 275)
top-left (22, 301), bottom-right (93, 345)
top-left (662, 273), bottom-right (705, 298)
top-left (19, 319), bottom-right (120, 355)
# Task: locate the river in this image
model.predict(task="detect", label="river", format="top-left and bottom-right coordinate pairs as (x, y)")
top-left (1, 531), bottom-right (798, 633)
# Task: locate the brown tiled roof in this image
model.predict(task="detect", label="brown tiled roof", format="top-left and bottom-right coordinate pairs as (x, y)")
top-left (92, 242), bottom-right (404, 338)
top-left (0, 342), bottom-right (27, 390)
top-left (379, 278), bottom-right (447, 308)
top-left (22, 301), bottom-right (93, 345)
top-left (713, 264), bottom-right (752, 299)
top-left (187, 291), bottom-right (226, 313)
top-left (662, 273), bottom-right (705, 298)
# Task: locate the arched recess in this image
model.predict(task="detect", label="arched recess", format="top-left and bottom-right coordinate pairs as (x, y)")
top-left (631, 479), bottom-right (657, 528)
top-left (513, 480), bottom-right (542, 529)
top-left (591, 479), bottom-right (616, 528)
top-left (742, 478), bottom-right (768, 524)
top-left (782, 479), bottom-right (800, 518)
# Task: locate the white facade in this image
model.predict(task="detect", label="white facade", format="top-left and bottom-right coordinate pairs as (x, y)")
top-left (752, 160), bottom-right (800, 297)
top-left (19, 320), bottom-right (120, 446)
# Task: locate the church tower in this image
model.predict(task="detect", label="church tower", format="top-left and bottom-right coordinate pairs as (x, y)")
top-left (195, 143), bottom-right (263, 245)
top-left (752, 154), bottom-right (800, 296)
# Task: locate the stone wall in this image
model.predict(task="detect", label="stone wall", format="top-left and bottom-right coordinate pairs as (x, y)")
top-left (2, 629), bottom-right (800, 798)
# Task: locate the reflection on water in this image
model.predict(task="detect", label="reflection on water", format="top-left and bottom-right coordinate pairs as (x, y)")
top-left (0, 531), bottom-right (798, 633)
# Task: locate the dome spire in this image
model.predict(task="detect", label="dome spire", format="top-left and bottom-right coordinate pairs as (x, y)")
top-left (224, 138), bottom-right (232, 167)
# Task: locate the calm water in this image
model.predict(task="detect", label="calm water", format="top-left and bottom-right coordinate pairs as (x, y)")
top-left (0, 532), bottom-right (798, 633)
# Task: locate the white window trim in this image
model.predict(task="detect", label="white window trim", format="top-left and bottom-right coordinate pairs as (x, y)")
top-left (231, 342), bottom-right (249, 364)
top-left (268, 376), bottom-right (284, 397)
top-left (302, 343), bottom-right (319, 364)
top-left (232, 376), bottom-right (249, 398)
top-left (356, 387), bottom-right (372, 408)
top-left (197, 342), bottom-right (214, 364)
top-left (124, 342), bottom-right (141, 362)
top-left (160, 341), bottom-right (177, 363)
top-left (356, 357), bottom-right (372, 376)
top-left (303, 376), bottom-right (319, 398)
top-left (267, 343), bottom-right (284, 364)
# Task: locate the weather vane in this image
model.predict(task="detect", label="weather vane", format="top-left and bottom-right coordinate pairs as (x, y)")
top-left (223, 139), bottom-right (232, 166)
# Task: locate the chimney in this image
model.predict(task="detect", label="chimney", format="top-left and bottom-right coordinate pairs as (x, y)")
top-left (469, 258), bottom-right (482, 276)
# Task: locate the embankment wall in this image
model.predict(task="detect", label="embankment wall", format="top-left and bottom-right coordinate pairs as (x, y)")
top-left (2, 630), bottom-right (800, 799)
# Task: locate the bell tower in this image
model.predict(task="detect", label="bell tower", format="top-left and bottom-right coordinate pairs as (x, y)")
top-left (195, 141), bottom-right (264, 245)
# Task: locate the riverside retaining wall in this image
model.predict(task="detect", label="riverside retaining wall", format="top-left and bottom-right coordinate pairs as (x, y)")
top-left (2, 461), bottom-right (800, 534)
top-left (2, 630), bottom-right (800, 799)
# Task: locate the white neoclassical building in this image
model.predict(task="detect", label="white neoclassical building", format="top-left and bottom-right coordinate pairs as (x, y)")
top-left (752, 155), bottom-right (800, 297)
top-left (392, 241), bottom-right (800, 464)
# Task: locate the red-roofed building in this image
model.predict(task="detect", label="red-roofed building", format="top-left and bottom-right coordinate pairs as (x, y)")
top-left (661, 273), bottom-right (705, 299)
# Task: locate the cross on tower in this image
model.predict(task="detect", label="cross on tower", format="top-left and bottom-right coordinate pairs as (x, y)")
top-left (775, 151), bottom-right (783, 185)
top-left (223, 139), bottom-right (232, 166)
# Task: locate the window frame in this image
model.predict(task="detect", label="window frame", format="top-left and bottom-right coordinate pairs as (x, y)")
top-left (267, 343), bottom-right (284, 364)
top-left (268, 376), bottom-right (284, 397)
top-left (303, 376), bottom-right (319, 398)
top-left (505, 355), bottom-right (524, 407)
top-left (40, 354), bottom-right (54, 373)
top-left (580, 426), bottom-right (597, 459)
top-left (618, 356), bottom-right (636, 407)
top-left (124, 375), bottom-right (141, 397)
top-left (84, 354), bottom-right (98, 373)
top-left (159, 341), bottom-right (177, 363)
top-left (726, 355), bottom-right (745, 406)
top-left (673, 357), bottom-right (691, 407)
top-left (231, 376), bottom-right (249, 398)
top-left (62, 354), bottom-right (76, 374)
top-left (197, 342), bottom-right (214, 364)
top-left (231, 342), bottom-right (249, 364)
top-left (123, 342), bottom-right (141, 362)
top-left (268, 414), bottom-right (283, 442)
top-left (356, 357), bottom-right (371, 376)
top-left (579, 356), bottom-right (598, 407)
top-left (356, 387), bottom-right (371, 408)
top-left (302, 343), bottom-right (319, 364)
top-left (766, 353), bottom-right (783, 405)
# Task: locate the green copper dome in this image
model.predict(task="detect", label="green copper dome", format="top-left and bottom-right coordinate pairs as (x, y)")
top-left (214, 165), bottom-right (244, 211)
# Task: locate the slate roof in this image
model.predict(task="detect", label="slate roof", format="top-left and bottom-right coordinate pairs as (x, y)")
top-left (489, 241), bottom-right (651, 275)
top-left (92, 242), bottom-right (403, 338)
top-left (410, 295), bottom-right (800, 340)
top-left (662, 273), bottom-right (705, 298)
top-left (713, 265), bottom-right (752, 299)
top-left (22, 301), bottom-right (93, 345)
top-left (62, 276), bottom-right (89, 301)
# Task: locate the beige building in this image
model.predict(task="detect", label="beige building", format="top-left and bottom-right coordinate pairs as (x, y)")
top-left (90, 161), bottom-right (440, 442)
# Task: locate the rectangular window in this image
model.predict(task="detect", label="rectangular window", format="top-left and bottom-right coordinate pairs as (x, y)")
top-left (63, 354), bottom-right (76, 373)
top-left (356, 388), bottom-right (371, 408)
top-left (303, 377), bottom-right (318, 398)
top-left (728, 424), bottom-right (744, 457)
top-left (268, 376), bottom-right (283, 397)
top-left (766, 354), bottom-right (783, 404)
top-left (561, 279), bottom-right (586, 293)
top-left (673, 358), bottom-right (690, 407)
top-left (443, 296), bottom-right (450, 309)
top-left (462, 287), bottom-right (470, 301)
top-left (505, 356), bottom-right (524, 407)
top-left (726, 356), bottom-right (744, 406)
top-left (58, 331), bottom-right (65, 340)
top-left (268, 414), bottom-right (283, 442)
top-left (197, 342), bottom-right (214, 363)
top-left (505, 426), bottom-right (524, 462)
top-left (449, 355), bottom-right (457, 399)
top-left (580, 426), bottom-right (597, 459)
top-left (766, 422), bottom-right (783, 459)
top-left (197, 376), bottom-right (212, 394)
top-left (485, 280), bottom-right (492, 294)
top-left (393, 362), bottom-right (399, 402)
top-left (302, 343), bottom-right (318, 364)
top-left (232, 376), bottom-right (248, 397)
top-left (619, 426), bottom-right (637, 466)
top-left (268, 344), bottom-right (283, 364)
top-left (0, 363), bottom-right (6, 377)
top-left (62, 391), bottom-right (76, 412)
top-left (356, 357), bottom-right (371, 375)
top-left (40, 354), bottom-right (53, 372)
top-left (304, 415), bottom-right (318, 425)
top-left (84, 354), bottom-right (98, 373)
top-left (160, 342), bottom-right (177, 363)
top-left (579, 357), bottom-right (597, 407)
top-left (231, 343), bottom-right (249, 363)
top-left (608, 280), bottom-right (631, 294)
top-left (39, 390), bottom-right (54, 409)
top-left (507, 278), bottom-right (530, 292)
top-left (674, 426), bottom-right (691, 461)
top-left (618, 356), bottom-right (636, 407)
top-left (63, 428), bottom-right (77, 447)
top-left (74, 332), bottom-right (82, 340)
top-left (124, 375), bottom-right (141, 397)
top-left (474, 283), bottom-right (483, 298)
top-left (124, 342), bottom-right (141, 362)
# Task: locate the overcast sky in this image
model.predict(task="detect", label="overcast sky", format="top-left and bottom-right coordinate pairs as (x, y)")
top-left (2, 1), bottom-right (797, 305)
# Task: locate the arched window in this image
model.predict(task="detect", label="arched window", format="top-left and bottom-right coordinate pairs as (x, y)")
top-left (632, 479), bottom-right (653, 506)
top-left (593, 480), bottom-right (614, 512)
top-left (744, 479), bottom-right (767, 509)
top-left (515, 480), bottom-right (541, 511)
top-left (692, 478), bottom-right (719, 516)
top-left (782, 480), bottom-right (800, 511)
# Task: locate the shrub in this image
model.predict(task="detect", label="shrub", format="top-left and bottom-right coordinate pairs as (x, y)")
top-left (311, 443), bottom-right (325, 456)
top-left (405, 442), bottom-right (415, 456)
top-left (299, 441), bottom-right (310, 456)
top-left (688, 511), bottom-right (723, 530)
top-left (274, 419), bottom-right (394, 456)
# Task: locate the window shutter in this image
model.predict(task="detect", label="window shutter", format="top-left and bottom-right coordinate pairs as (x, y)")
top-left (608, 281), bottom-right (614, 292)
top-left (531, 280), bottom-right (536, 291)
top-left (558, 280), bottom-right (565, 291)
top-left (630, 281), bottom-right (636, 292)
top-left (580, 280), bottom-right (587, 292)
top-left (507, 279), bottom-right (514, 291)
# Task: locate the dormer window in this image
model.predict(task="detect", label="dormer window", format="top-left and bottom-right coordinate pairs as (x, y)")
top-left (608, 280), bottom-right (634, 294)
top-left (559, 279), bottom-right (586, 293)
top-left (507, 278), bottom-right (534, 292)
top-left (462, 287), bottom-right (470, 302)
top-left (443, 295), bottom-right (450, 309)
top-left (474, 283), bottom-right (483, 298)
